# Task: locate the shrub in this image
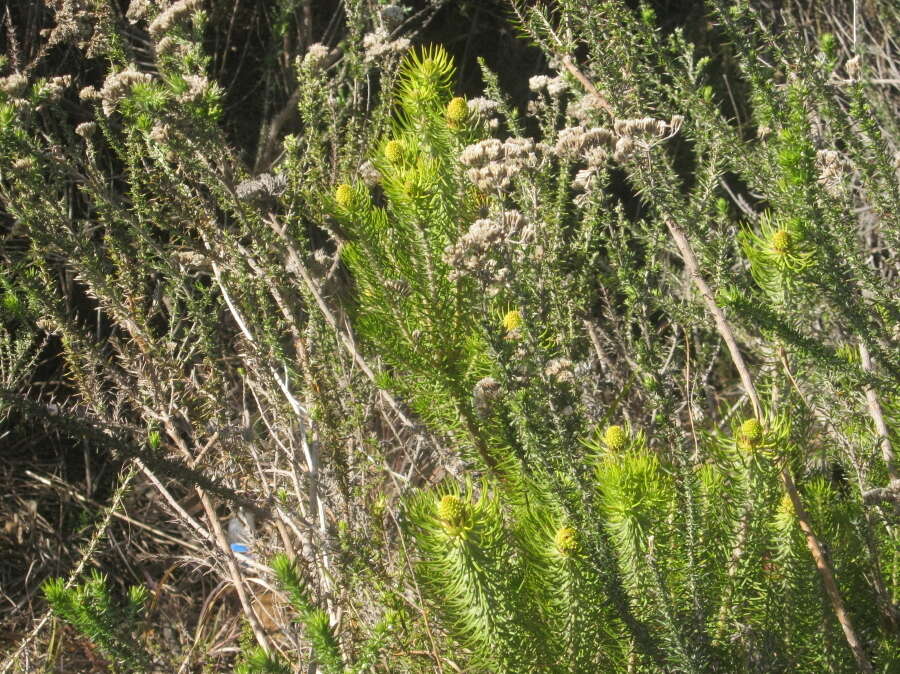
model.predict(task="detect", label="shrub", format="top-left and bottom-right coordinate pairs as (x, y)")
top-left (2, 0), bottom-right (897, 671)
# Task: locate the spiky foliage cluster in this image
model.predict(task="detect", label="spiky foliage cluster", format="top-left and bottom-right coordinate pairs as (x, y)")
top-left (271, 553), bottom-right (343, 672)
top-left (2, 0), bottom-right (899, 672)
top-left (406, 481), bottom-right (621, 671)
top-left (334, 44), bottom-right (500, 469)
top-left (384, 4), bottom-right (896, 671)
top-left (42, 571), bottom-right (152, 672)
top-left (268, 553), bottom-right (395, 674)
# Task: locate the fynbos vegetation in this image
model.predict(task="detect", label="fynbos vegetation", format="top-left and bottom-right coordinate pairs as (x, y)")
top-left (1, 0), bottom-right (898, 671)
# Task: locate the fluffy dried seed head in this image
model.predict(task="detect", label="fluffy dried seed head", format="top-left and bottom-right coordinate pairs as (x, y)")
top-left (79, 85), bottom-right (100, 101)
top-left (554, 126), bottom-right (587, 158)
top-left (503, 137), bottom-right (535, 158)
top-left (99, 69), bottom-right (154, 116)
top-left (149, 123), bottom-right (172, 145)
top-left (815, 149), bottom-right (852, 195)
top-left (613, 136), bottom-right (635, 162)
top-left (302, 43), bottom-right (330, 71)
top-left (547, 76), bottom-right (568, 96)
top-left (75, 122), bottom-right (97, 138)
top-left (582, 127), bottom-right (616, 148)
top-left (544, 357), bottom-right (574, 384)
top-left (236, 173), bottom-right (287, 200)
top-left (0, 73), bottom-right (28, 97)
top-left (176, 74), bottom-right (210, 104)
top-left (126, 0), bottom-right (153, 23)
top-left (614, 116), bottom-right (668, 138)
top-left (466, 97), bottom-right (499, 117)
top-left (529, 75), bottom-right (551, 92)
top-left (473, 376), bottom-right (502, 417)
top-left (460, 139), bottom-right (503, 167)
top-left (362, 28), bottom-right (410, 62)
top-left (358, 160), bottom-right (381, 187)
top-left (148, 0), bottom-right (202, 38)
top-left (816, 149), bottom-right (841, 168)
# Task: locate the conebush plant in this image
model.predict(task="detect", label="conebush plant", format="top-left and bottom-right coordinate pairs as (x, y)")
top-left (2, 0), bottom-right (898, 671)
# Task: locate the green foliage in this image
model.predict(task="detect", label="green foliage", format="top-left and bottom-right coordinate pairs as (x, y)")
top-left (335, 45), bottom-right (498, 468)
top-left (234, 646), bottom-right (292, 674)
top-left (382, 6), bottom-right (899, 671)
top-left (272, 554), bottom-right (344, 673)
top-left (42, 572), bottom-right (152, 672)
top-left (269, 553), bottom-right (397, 673)
top-left (3, 0), bottom-right (899, 671)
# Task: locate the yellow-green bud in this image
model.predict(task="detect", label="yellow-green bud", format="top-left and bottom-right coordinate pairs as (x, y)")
top-left (438, 494), bottom-right (469, 536)
top-left (603, 425), bottom-right (627, 451)
top-left (446, 96), bottom-right (468, 126)
top-left (403, 178), bottom-right (419, 197)
top-left (334, 183), bottom-right (353, 208)
top-left (501, 309), bottom-right (521, 333)
top-left (384, 140), bottom-right (403, 163)
top-left (554, 526), bottom-right (578, 556)
top-left (771, 229), bottom-right (792, 255)
top-left (737, 418), bottom-right (763, 450)
top-left (778, 493), bottom-right (795, 518)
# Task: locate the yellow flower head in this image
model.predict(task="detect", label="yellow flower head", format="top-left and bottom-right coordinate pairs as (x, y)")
top-left (771, 229), bottom-right (792, 255)
top-left (501, 309), bottom-right (521, 333)
top-left (554, 526), bottom-right (578, 556)
top-left (778, 493), bottom-right (795, 518)
top-left (737, 418), bottom-right (763, 451)
top-left (334, 183), bottom-right (353, 208)
top-left (446, 96), bottom-right (468, 126)
top-left (437, 494), bottom-right (469, 537)
top-left (384, 140), bottom-right (404, 164)
top-left (603, 424), bottom-right (628, 452)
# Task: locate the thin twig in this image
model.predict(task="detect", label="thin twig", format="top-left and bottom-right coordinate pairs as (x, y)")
top-left (265, 214), bottom-right (432, 438)
top-left (24, 470), bottom-right (205, 555)
top-left (212, 256), bottom-right (332, 604)
top-left (162, 420), bottom-right (272, 654)
top-left (134, 458), bottom-right (212, 543)
top-left (858, 341), bottom-right (897, 483)
top-left (560, 56), bottom-right (615, 118)
top-left (666, 219), bottom-right (762, 420)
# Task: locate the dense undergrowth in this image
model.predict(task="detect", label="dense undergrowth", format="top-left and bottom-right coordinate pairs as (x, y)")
top-left (1, 1), bottom-right (898, 672)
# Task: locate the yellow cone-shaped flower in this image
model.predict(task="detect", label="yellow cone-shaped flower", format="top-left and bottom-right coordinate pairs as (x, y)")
top-left (446, 96), bottom-right (468, 127)
top-left (554, 526), bottom-right (578, 556)
top-left (437, 494), bottom-right (469, 537)
top-left (501, 309), bottom-right (521, 333)
top-left (334, 183), bottom-right (353, 208)
top-left (603, 424), bottom-right (628, 452)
